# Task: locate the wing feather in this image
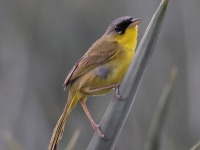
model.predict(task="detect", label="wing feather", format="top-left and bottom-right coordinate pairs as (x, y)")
top-left (63, 38), bottom-right (119, 89)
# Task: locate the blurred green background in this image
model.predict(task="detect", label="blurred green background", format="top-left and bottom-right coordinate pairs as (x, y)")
top-left (0, 0), bottom-right (199, 149)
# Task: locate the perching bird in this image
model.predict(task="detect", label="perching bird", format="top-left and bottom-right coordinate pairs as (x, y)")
top-left (49, 16), bottom-right (141, 150)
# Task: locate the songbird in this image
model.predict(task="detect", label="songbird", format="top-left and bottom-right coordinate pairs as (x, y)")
top-left (49, 16), bottom-right (141, 150)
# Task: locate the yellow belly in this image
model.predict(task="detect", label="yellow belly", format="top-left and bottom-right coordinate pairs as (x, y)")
top-left (78, 47), bottom-right (134, 96)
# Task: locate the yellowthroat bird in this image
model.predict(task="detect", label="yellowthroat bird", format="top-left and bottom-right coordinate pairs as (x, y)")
top-left (49, 16), bottom-right (141, 150)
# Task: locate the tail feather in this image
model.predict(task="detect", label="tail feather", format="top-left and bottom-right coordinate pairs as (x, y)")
top-left (48, 92), bottom-right (79, 150)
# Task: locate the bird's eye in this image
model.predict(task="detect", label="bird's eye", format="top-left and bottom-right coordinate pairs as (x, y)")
top-left (115, 26), bottom-right (123, 34)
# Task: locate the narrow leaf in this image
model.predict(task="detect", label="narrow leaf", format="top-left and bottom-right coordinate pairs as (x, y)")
top-left (145, 66), bottom-right (178, 150)
top-left (190, 141), bottom-right (200, 150)
top-left (65, 130), bottom-right (80, 150)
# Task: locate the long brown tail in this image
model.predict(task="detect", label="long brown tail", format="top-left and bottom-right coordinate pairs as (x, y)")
top-left (48, 91), bottom-right (79, 150)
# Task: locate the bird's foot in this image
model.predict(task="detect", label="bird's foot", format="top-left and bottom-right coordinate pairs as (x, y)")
top-left (115, 93), bottom-right (124, 100)
top-left (115, 84), bottom-right (125, 100)
top-left (91, 122), bottom-right (104, 138)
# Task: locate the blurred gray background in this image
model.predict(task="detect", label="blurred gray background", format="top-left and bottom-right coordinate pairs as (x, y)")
top-left (0, 0), bottom-right (199, 149)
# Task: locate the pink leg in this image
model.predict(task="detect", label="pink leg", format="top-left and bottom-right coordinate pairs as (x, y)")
top-left (85, 83), bottom-right (123, 99)
top-left (80, 99), bottom-right (104, 138)
top-left (114, 84), bottom-right (124, 100)
top-left (85, 84), bottom-right (117, 92)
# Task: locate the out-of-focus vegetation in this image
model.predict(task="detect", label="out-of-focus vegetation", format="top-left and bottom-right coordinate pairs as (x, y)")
top-left (190, 141), bottom-right (200, 150)
top-left (0, 0), bottom-right (199, 150)
top-left (145, 66), bottom-right (178, 150)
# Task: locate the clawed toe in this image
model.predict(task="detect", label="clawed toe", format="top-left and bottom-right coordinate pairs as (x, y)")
top-left (91, 122), bottom-right (104, 138)
top-left (114, 84), bottom-right (125, 100)
top-left (115, 94), bottom-right (125, 100)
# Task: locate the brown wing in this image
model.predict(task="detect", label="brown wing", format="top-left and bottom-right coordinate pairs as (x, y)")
top-left (63, 38), bottom-right (119, 89)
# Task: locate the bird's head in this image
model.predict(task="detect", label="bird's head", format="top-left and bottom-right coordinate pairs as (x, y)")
top-left (104, 16), bottom-right (141, 49)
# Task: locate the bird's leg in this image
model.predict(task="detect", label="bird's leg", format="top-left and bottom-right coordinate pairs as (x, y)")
top-left (86, 84), bottom-right (117, 92)
top-left (114, 84), bottom-right (124, 100)
top-left (84, 83), bottom-right (124, 99)
top-left (80, 99), bottom-right (104, 138)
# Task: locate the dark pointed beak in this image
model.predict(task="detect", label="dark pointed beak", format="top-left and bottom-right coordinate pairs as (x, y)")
top-left (129, 18), bottom-right (141, 27)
